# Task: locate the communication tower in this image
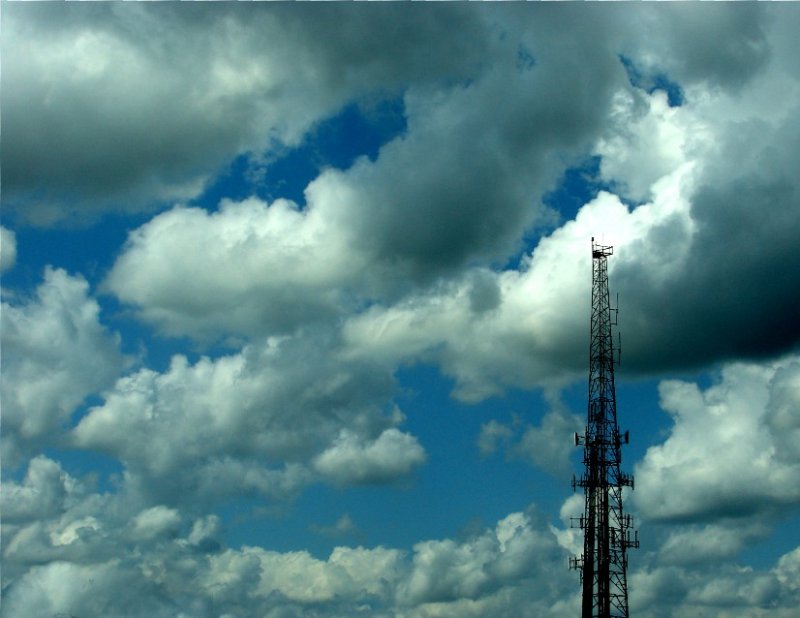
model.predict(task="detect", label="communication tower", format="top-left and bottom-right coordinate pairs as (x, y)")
top-left (570, 238), bottom-right (638, 617)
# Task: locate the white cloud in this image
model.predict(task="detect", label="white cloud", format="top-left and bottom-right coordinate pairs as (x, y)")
top-left (634, 356), bottom-right (800, 523)
top-left (765, 363), bottom-right (800, 463)
top-left (775, 546), bottom-right (800, 594)
top-left (97, 5), bottom-right (800, 386)
top-left (1, 457), bottom-right (116, 584)
top-left (1, 268), bottom-right (124, 467)
top-left (4, 459), bottom-right (800, 618)
top-left (313, 428), bottom-right (426, 486)
top-left (656, 521), bottom-right (770, 566)
top-left (1, 456), bottom-right (71, 523)
top-left (71, 333), bottom-right (421, 505)
top-left (1, 225), bottom-right (17, 272)
top-left (595, 89), bottom-right (699, 204)
top-left (513, 404), bottom-right (583, 478)
top-left (340, 22), bottom-right (800, 389)
top-left (403, 511), bottom-right (551, 605)
top-left (0, 559), bottom-right (178, 618)
top-left (105, 198), bottom-right (361, 339)
top-left (131, 506), bottom-right (182, 541)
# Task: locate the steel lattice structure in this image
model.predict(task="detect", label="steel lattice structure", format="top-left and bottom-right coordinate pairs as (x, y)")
top-left (570, 238), bottom-right (638, 618)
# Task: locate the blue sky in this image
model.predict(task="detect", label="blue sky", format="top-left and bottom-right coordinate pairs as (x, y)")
top-left (3, 3), bottom-right (800, 617)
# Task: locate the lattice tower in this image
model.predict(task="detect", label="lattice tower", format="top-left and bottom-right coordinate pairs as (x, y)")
top-left (570, 238), bottom-right (639, 618)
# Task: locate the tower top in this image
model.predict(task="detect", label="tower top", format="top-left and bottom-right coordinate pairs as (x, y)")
top-left (591, 237), bottom-right (613, 259)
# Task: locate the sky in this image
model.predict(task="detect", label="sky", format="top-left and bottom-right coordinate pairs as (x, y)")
top-left (2, 3), bottom-right (800, 617)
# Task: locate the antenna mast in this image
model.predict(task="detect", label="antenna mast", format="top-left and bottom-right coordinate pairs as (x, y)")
top-left (571, 238), bottom-right (638, 617)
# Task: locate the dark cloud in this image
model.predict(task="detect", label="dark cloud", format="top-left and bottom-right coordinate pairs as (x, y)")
top-left (2, 3), bottom-right (491, 225)
top-left (618, 2), bottom-right (772, 92)
top-left (616, 110), bottom-right (800, 374)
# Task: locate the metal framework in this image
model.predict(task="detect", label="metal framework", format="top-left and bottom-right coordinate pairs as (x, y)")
top-left (570, 238), bottom-right (638, 618)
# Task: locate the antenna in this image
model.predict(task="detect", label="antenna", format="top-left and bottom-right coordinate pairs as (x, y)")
top-left (571, 238), bottom-right (638, 617)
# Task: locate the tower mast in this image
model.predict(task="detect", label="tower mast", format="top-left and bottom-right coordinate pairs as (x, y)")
top-left (571, 238), bottom-right (638, 617)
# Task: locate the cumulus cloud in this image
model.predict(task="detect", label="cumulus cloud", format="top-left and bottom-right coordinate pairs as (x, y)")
top-left (628, 560), bottom-right (800, 618)
top-left (71, 332), bottom-right (423, 506)
top-left (2, 456), bottom-right (76, 525)
top-left (1, 267), bottom-right (124, 467)
top-left (104, 197), bottom-right (361, 339)
top-left (634, 356), bottom-right (800, 523)
top-left (2, 456), bottom-right (112, 584)
top-left (309, 513), bottom-right (359, 540)
top-left (2, 484), bottom-right (575, 617)
top-left (130, 506), bottom-right (182, 541)
top-left (313, 428), bottom-right (426, 486)
top-left (401, 511), bottom-right (561, 605)
top-left (0, 559), bottom-right (176, 618)
top-left (4, 454), bottom-right (799, 618)
top-left (656, 521), bottom-right (771, 567)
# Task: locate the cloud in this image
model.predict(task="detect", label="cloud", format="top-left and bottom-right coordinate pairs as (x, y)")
top-left (103, 20), bottom-right (631, 341)
top-left (477, 393), bottom-right (582, 477)
top-left (514, 406), bottom-right (583, 478)
top-left (130, 506), bottom-right (182, 541)
top-left (656, 521), bottom-right (771, 567)
top-left (313, 428), bottom-right (426, 486)
top-left (4, 455), bottom-right (799, 618)
top-left (1, 226), bottom-right (17, 272)
top-left (1, 267), bottom-right (124, 467)
top-left (594, 88), bottom-right (693, 203)
top-left (401, 511), bottom-right (561, 605)
top-left (98, 5), bottom-right (800, 390)
top-left (71, 332), bottom-right (422, 506)
top-left (341, 185), bottom-right (687, 398)
top-left (104, 197), bottom-right (361, 339)
top-left (2, 456), bottom-right (75, 525)
top-left (3, 480), bottom-right (575, 617)
top-left (5, 3), bottom-right (779, 227)
top-left (477, 419), bottom-right (515, 458)
top-left (344, 49), bottom-right (800, 392)
top-left (764, 363), bottom-right (800, 463)
top-left (634, 356), bottom-right (800, 523)
top-left (0, 559), bottom-right (177, 618)
top-left (309, 513), bottom-right (359, 540)
top-left (2, 3), bottom-right (491, 225)
top-left (1, 456), bottom-right (116, 584)
top-left (619, 3), bottom-right (771, 92)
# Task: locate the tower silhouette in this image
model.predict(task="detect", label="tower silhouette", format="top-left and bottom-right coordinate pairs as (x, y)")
top-left (571, 238), bottom-right (638, 617)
